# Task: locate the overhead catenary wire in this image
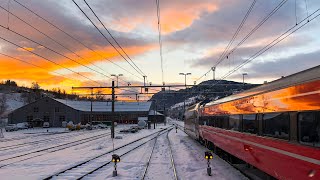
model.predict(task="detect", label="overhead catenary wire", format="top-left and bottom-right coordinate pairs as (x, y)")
top-left (217, 0), bottom-right (257, 67)
top-left (209, 9), bottom-right (320, 89)
top-left (83, 0), bottom-right (147, 77)
top-left (195, 0), bottom-right (257, 82)
top-left (72, 0), bottom-right (145, 80)
top-left (196, 0), bottom-right (288, 83)
top-left (12, 0), bottom-right (142, 86)
top-left (0, 52), bottom-right (82, 84)
top-left (0, 5), bottom-right (112, 83)
top-left (0, 36), bottom-right (101, 86)
top-left (156, 0), bottom-right (164, 84)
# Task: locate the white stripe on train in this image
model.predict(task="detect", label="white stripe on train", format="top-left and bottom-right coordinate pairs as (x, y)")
top-left (202, 129), bottom-right (320, 165)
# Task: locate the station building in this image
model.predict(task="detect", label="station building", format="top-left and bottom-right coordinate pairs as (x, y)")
top-left (8, 97), bottom-right (153, 127)
top-left (148, 110), bottom-right (165, 123)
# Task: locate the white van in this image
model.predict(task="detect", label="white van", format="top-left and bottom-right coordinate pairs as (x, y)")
top-left (43, 122), bottom-right (50, 128)
top-left (17, 123), bottom-right (28, 130)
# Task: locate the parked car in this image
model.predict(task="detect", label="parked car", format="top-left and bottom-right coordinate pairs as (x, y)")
top-left (5, 124), bottom-right (18, 132)
top-left (43, 122), bottom-right (50, 128)
top-left (16, 123), bottom-right (28, 130)
top-left (97, 124), bottom-right (108, 129)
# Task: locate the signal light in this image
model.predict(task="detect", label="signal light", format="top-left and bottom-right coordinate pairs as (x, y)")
top-left (205, 151), bottom-right (213, 159)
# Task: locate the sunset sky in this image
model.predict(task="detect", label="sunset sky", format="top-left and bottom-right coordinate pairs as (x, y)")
top-left (0, 0), bottom-right (320, 99)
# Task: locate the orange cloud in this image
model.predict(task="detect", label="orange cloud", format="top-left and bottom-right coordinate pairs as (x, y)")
top-left (160, 3), bottom-right (218, 34)
top-left (109, 2), bottom-right (218, 34)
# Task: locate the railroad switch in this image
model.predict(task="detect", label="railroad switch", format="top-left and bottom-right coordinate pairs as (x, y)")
top-left (112, 154), bottom-right (120, 177)
top-left (205, 151), bottom-right (213, 176)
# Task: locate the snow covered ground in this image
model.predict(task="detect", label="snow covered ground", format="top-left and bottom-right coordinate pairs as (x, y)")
top-left (0, 123), bottom-right (247, 180)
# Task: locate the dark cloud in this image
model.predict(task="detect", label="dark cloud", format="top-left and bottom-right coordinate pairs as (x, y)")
top-left (229, 49), bottom-right (320, 80)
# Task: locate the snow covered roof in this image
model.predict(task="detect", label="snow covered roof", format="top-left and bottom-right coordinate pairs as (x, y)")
top-left (148, 110), bottom-right (164, 116)
top-left (55, 99), bottom-right (152, 112)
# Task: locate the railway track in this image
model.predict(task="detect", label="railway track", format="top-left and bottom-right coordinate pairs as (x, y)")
top-left (142, 129), bottom-right (178, 180)
top-left (173, 122), bottom-right (258, 180)
top-left (0, 131), bottom-right (113, 168)
top-left (0, 130), bottom-right (70, 143)
top-left (44, 127), bottom-right (173, 180)
top-left (0, 129), bottom-right (105, 151)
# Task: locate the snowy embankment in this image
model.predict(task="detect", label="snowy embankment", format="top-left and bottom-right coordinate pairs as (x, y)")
top-left (170, 96), bottom-right (199, 109)
top-left (0, 123), bottom-right (246, 180)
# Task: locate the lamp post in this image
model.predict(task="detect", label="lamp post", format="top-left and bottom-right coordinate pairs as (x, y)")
top-left (111, 74), bottom-right (123, 87)
top-left (179, 72), bottom-right (191, 86)
top-left (242, 73), bottom-right (248, 87)
top-left (179, 73), bottom-right (191, 120)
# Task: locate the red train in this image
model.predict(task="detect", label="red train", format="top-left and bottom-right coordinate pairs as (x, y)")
top-left (184, 65), bottom-right (320, 180)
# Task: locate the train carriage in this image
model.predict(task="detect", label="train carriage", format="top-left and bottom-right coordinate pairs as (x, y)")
top-left (185, 65), bottom-right (320, 180)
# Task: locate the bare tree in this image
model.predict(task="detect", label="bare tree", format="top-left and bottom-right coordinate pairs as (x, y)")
top-left (0, 94), bottom-right (7, 117)
top-left (31, 82), bottom-right (40, 90)
top-left (95, 90), bottom-right (104, 101)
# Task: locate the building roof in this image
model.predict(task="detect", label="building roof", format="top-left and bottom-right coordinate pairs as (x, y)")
top-left (55, 99), bottom-right (152, 112)
top-left (148, 110), bottom-right (164, 116)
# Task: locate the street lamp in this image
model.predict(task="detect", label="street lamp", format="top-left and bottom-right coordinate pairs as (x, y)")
top-left (179, 72), bottom-right (192, 86)
top-left (111, 74), bottom-right (123, 87)
top-left (242, 73), bottom-right (248, 87)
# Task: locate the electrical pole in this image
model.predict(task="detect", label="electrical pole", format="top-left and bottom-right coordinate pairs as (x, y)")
top-left (90, 88), bottom-right (93, 125)
top-left (143, 76), bottom-right (147, 87)
top-left (111, 81), bottom-right (115, 139)
top-left (242, 73), bottom-right (248, 87)
top-left (211, 67), bottom-right (216, 80)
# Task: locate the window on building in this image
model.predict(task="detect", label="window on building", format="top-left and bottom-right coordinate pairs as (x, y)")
top-left (55, 107), bottom-right (60, 112)
top-left (26, 116), bottom-right (33, 122)
top-left (59, 116), bottom-right (65, 122)
top-left (43, 116), bottom-right (50, 122)
top-left (263, 113), bottom-right (290, 140)
top-left (299, 112), bottom-right (320, 147)
top-left (229, 115), bottom-right (241, 131)
top-left (34, 107), bottom-right (39, 113)
top-left (243, 114), bottom-right (257, 134)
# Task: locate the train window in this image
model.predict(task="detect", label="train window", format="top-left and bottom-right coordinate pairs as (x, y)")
top-left (229, 115), bottom-right (241, 131)
top-left (199, 117), bottom-right (208, 125)
top-left (263, 113), bottom-right (290, 140)
top-left (207, 116), bottom-right (216, 127)
top-left (216, 116), bottom-right (229, 129)
top-left (243, 114), bottom-right (257, 134)
top-left (298, 112), bottom-right (320, 147)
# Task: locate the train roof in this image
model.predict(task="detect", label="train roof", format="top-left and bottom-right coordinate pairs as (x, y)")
top-left (205, 65), bottom-right (320, 107)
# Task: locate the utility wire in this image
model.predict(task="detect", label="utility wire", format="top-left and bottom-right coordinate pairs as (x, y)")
top-left (210, 9), bottom-right (320, 89)
top-left (156, 0), bottom-right (164, 84)
top-left (0, 5), bottom-right (112, 83)
top-left (72, 0), bottom-right (144, 79)
top-left (0, 52), bottom-right (81, 84)
top-left (217, 0), bottom-right (256, 66)
top-left (196, 0), bottom-right (288, 83)
top-left (12, 0), bottom-right (141, 85)
top-left (0, 23), bottom-right (109, 86)
top-left (196, 0), bottom-right (257, 82)
top-left (0, 36), bottom-right (101, 86)
top-left (83, 0), bottom-right (147, 77)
